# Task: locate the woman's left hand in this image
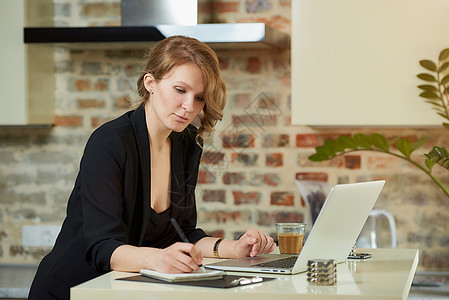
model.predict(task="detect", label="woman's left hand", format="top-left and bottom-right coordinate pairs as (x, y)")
top-left (234, 228), bottom-right (276, 257)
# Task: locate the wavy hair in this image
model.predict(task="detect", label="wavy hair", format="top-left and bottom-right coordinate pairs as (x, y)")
top-left (136, 36), bottom-right (227, 143)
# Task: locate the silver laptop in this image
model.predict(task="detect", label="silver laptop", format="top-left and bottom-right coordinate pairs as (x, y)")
top-left (206, 180), bottom-right (385, 274)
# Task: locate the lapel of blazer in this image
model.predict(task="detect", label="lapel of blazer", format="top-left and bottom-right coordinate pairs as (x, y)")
top-left (130, 105), bottom-right (151, 245)
top-left (169, 131), bottom-right (186, 225)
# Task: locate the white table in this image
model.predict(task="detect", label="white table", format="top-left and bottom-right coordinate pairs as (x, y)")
top-left (71, 248), bottom-right (419, 300)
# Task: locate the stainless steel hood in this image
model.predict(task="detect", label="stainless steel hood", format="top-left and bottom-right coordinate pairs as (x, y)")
top-left (23, 0), bottom-right (289, 50)
top-left (24, 23), bottom-right (290, 50)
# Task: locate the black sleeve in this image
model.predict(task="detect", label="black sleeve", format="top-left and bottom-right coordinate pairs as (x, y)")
top-left (79, 126), bottom-right (129, 272)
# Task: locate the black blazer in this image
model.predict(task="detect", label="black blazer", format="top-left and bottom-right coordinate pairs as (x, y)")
top-left (28, 106), bottom-right (206, 300)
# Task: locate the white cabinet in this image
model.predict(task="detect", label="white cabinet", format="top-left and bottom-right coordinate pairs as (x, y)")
top-left (0, 0), bottom-right (54, 125)
top-left (291, 0), bottom-right (449, 126)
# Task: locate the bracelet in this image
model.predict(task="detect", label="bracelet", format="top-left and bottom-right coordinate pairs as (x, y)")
top-left (213, 238), bottom-right (223, 259)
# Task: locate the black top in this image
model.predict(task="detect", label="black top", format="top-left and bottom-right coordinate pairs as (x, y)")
top-left (28, 105), bottom-right (207, 300)
top-left (143, 207), bottom-right (179, 248)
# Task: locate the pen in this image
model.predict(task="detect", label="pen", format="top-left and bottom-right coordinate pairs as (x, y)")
top-left (170, 218), bottom-right (207, 273)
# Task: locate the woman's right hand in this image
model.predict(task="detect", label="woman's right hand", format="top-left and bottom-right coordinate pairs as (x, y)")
top-left (148, 242), bottom-right (203, 273)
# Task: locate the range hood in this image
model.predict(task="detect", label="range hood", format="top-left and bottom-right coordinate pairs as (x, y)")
top-left (24, 23), bottom-right (290, 50)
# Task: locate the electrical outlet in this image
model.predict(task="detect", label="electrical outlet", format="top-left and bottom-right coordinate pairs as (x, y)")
top-left (22, 225), bottom-right (61, 247)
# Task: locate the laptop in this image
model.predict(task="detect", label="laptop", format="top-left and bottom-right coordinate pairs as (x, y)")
top-left (206, 180), bottom-right (386, 274)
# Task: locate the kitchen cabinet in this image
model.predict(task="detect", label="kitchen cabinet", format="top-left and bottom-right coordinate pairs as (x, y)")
top-left (291, 0), bottom-right (449, 127)
top-left (0, 0), bottom-right (54, 125)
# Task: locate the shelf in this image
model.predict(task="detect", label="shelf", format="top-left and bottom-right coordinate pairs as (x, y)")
top-left (24, 23), bottom-right (290, 50)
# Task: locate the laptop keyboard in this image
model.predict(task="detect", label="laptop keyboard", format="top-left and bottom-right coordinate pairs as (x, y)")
top-left (253, 256), bottom-right (297, 268)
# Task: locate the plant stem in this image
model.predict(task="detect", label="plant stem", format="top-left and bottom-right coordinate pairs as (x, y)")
top-left (331, 149), bottom-right (449, 197)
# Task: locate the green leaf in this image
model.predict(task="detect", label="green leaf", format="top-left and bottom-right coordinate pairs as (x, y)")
top-left (370, 133), bottom-right (389, 151)
top-left (441, 74), bottom-right (449, 85)
top-left (417, 73), bottom-right (436, 82)
top-left (323, 139), bottom-right (343, 153)
top-left (425, 146), bottom-right (449, 171)
top-left (315, 145), bottom-right (335, 157)
top-left (410, 137), bottom-right (429, 154)
top-left (336, 135), bottom-right (357, 149)
top-left (420, 60), bottom-right (437, 71)
top-left (308, 153), bottom-right (329, 162)
top-left (437, 112), bottom-right (449, 121)
top-left (425, 157), bottom-right (435, 171)
top-left (419, 91), bottom-right (439, 99)
top-left (353, 133), bottom-right (372, 148)
top-left (395, 139), bottom-right (412, 157)
top-left (424, 99), bottom-right (443, 106)
top-left (388, 136), bottom-right (402, 147)
top-left (440, 62), bottom-right (449, 72)
top-left (417, 84), bottom-right (438, 91)
top-left (439, 48), bottom-right (449, 61)
top-left (443, 123), bottom-right (449, 130)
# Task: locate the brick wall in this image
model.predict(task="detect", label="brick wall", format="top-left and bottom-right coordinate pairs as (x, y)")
top-left (0, 0), bottom-right (448, 270)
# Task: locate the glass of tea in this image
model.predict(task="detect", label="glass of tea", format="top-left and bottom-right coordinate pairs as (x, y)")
top-left (275, 223), bottom-right (306, 255)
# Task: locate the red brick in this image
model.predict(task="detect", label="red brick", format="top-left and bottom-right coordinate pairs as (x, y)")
top-left (233, 94), bottom-right (251, 108)
top-left (246, 57), bottom-right (260, 73)
top-left (223, 172), bottom-right (246, 185)
top-left (233, 191), bottom-right (260, 205)
top-left (367, 156), bottom-right (401, 169)
top-left (280, 0), bottom-right (291, 7)
top-left (222, 133), bottom-right (255, 148)
top-left (218, 56), bottom-right (230, 70)
top-left (250, 173), bottom-right (280, 187)
top-left (230, 153), bottom-right (259, 166)
top-left (201, 151), bottom-right (225, 164)
top-left (342, 155), bottom-right (361, 169)
top-left (266, 153), bottom-right (283, 167)
top-left (273, 212), bottom-right (304, 223)
top-left (74, 79), bottom-right (91, 91)
top-left (54, 115), bottom-right (83, 127)
top-left (198, 169), bottom-right (216, 184)
top-left (91, 116), bottom-right (111, 128)
top-left (198, 1), bottom-right (212, 14)
top-left (232, 114), bottom-right (277, 127)
top-left (81, 3), bottom-right (120, 17)
top-left (270, 192), bottom-right (294, 206)
top-left (214, 1), bottom-right (239, 13)
top-left (296, 133), bottom-right (346, 148)
top-left (257, 211), bottom-right (304, 226)
top-left (202, 190), bottom-right (226, 203)
top-left (205, 230), bottom-right (225, 239)
top-left (262, 134), bottom-right (289, 147)
top-left (115, 96), bottom-right (132, 109)
top-left (199, 210), bottom-right (252, 224)
top-left (295, 172), bottom-right (328, 182)
top-left (94, 79), bottom-right (109, 91)
top-left (237, 16), bottom-right (291, 31)
top-left (77, 99), bottom-right (105, 109)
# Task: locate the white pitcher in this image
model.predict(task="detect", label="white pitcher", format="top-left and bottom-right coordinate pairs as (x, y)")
top-left (357, 209), bottom-right (397, 248)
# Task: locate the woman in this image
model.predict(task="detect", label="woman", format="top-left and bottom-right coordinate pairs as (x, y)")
top-left (28, 36), bottom-right (275, 300)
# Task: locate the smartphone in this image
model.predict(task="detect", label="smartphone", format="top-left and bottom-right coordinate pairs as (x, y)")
top-left (347, 252), bottom-right (372, 259)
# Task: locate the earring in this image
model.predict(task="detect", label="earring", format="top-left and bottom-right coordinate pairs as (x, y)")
top-left (149, 90), bottom-right (154, 94)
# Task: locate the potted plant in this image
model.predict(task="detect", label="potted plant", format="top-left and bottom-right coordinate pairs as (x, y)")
top-left (308, 48), bottom-right (449, 197)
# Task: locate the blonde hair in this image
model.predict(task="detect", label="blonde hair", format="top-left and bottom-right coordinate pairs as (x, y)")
top-left (136, 36), bottom-right (227, 142)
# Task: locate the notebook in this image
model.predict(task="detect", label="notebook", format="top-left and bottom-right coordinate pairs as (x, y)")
top-left (206, 180), bottom-right (385, 275)
top-left (140, 269), bottom-right (224, 282)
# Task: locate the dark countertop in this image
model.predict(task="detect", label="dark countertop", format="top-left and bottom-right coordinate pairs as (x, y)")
top-left (0, 264), bottom-right (38, 299)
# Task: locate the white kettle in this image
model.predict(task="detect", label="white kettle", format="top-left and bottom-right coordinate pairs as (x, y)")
top-left (357, 209), bottom-right (397, 248)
